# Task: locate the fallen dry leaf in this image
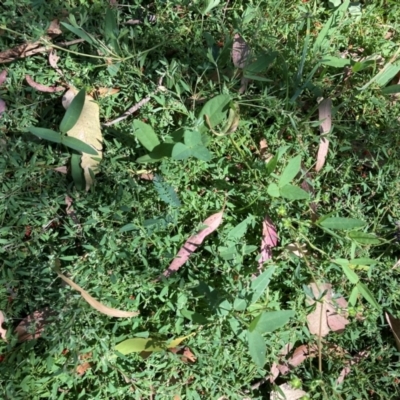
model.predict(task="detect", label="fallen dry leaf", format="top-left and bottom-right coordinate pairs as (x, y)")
top-left (54, 166), bottom-right (68, 174)
top-left (306, 283), bottom-right (349, 337)
top-left (14, 307), bottom-right (54, 342)
top-left (47, 19), bottom-right (62, 37)
top-left (259, 214), bottom-right (278, 267)
top-left (76, 352), bottom-right (92, 376)
top-left (270, 383), bottom-right (307, 400)
top-left (0, 310), bottom-right (7, 341)
top-left (139, 172), bottom-right (154, 181)
top-left (94, 87), bottom-right (120, 98)
top-left (0, 99), bottom-right (6, 118)
top-left (48, 50), bottom-right (64, 76)
top-left (0, 70), bottom-right (6, 85)
top-left (26, 75), bottom-right (64, 93)
top-left (385, 312), bottom-right (400, 351)
top-left (336, 350), bottom-right (369, 385)
top-left (62, 88), bottom-right (103, 190)
top-left (57, 271), bottom-right (139, 317)
top-left (285, 242), bottom-right (308, 258)
top-left (232, 33), bottom-right (250, 69)
top-left (159, 211), bottom-right (224, 278)
top-left (315, 98), bottom-right (332, 172)
top-left (0, 70), bottom-right (7, 118)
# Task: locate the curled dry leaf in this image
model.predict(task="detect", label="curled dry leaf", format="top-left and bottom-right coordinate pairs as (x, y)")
top-left (159, 211), bottom-right (224, 278)
top-left (385, 312), bottom-right (400, 351)
top-left (139, 172), bottom-right (154, 181)
top-left (0, 70), bottom-right (6, 85)
top-left (259, 214), bottom-right (278, 268)
top-left (270, 383), bottom-right (307, 400)
top-left (0, 310), bottom-right (7, 341)
top-left (57, 271), bottom-right (139, 318)
top-left (26, 75), bottom-right (64, 93)
top-left (306, 283), bottom-right (349, 337)
top-left (14, 307), bottom-right (55, 342)
top-left (54, 166), bottom-right (68, 174)
top-left (48, 50), bottom-right (64, 77)
top-left (62, 88), bottom-right (103, 190)
top-left (232, 33), bottom-right (250, 69)
top-left (315, 98), bottom-right (332, 172)
top-left (47, 19), bottom-right (62, 37)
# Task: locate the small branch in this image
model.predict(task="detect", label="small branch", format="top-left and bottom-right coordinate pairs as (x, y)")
top-left (103, 76), bottom-right (164, 127)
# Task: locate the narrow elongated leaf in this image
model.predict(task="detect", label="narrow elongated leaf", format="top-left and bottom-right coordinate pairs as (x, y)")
top-left (197, 94), bottom-right (231, 133)
top-left (280, 184), bottom-right (310, 200)
top-left (259, 215), bottom-right (278, 266)
top-left (385, 312), bottom-right (400, 351)
top-left (0, 310), bottom-right (7, 341)
top-left (247, 330), bottom-right (266, 368)
top-left (250, 266), bottom-right (276, 304)
top-left (250, 310), bottom-right (294, 333)
top-left (71, 153), bottom-right (85, 190)
top-left (348, 231), bottom-right (381, 244)
top-left (319, 217), bottom-right (365, 230)
top-left (159, 211), bottom-right (223, 278)
top-left (279, 155), bottom-right (301, 187)
top-left (320, 56), bottom-right (350, 68)
top-left (133, 120), bottom-right (160, 151)
top-left (62, 136), bottom-right (98, 155)
top-left (357, 282), bottom-right (380, 309)
top-left (60, 88), bottom-right (86, 133)
top-left (360, 61), bottom-right (400, 90)
top-left (381, 84), bottom-right (400, 95)
top-left (232, 33), bottom-right (250, 69)
top-left (26, 75), bottom-right (64, 93)
top-left (61, 22), bottom-right (94, 44)
top-left (57, 271), bottom-right (139, 317)
top-left (340, 263), bottom-right (360, 284)
top-left (316, 98), bottom-right (332, 172)
top-left (180, 309), bottom-right (208, 324)
top-left (28, 127), bottom-right (61, 143)
top-left (0, 70), bottom-right (6, 85)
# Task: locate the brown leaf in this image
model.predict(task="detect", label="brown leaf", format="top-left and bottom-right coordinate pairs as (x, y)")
top-left (0, 41), bottom-right (42, 64)
top-left (47, 19), bottom-right (62, 37)
top-left (182, 347), bottom-right (197, 363)
top-left (94, 87), bottom-right (120, 97)
top-left (0, 99), bottom-right (6, 118)
top-left (285, 242), bottom-right (308, 258)
top-left (159, 211), bottom-right (224, 278)
top-left (57, 271), bottom-right (139, 318)
top-left (385, 312), bottom-right (400, 351)
top-left (0, 310), bottom-right (7, 341)
top-left (14, 307), bottom-right (54, 342)
top-left (232, 34), bottom-right (250, 69)
top-left (76, 353), bottom-right (92, 376)
top-left (139, 172), bottom-right (154, 181)
top-left (48, 50), bottom-right (63, 76)
top-left (26, 75), bottom-right (64, 93)
top-left (54, 166), bottom-right (68, 174)
top-left (259, 215), bottom-right (278, 267)
top-left (0, 70), bottom-right (6, 85)
top-left (315, 98), bottom-right (332, 172)
top-left (306, 283), bottom-right (349, 337)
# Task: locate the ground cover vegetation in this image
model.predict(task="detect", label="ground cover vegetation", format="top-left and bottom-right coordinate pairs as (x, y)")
top-left (1, 0), bottom-right (400, 398)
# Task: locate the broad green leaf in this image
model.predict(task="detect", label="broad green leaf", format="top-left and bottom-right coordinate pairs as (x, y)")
top-left (60, 88), bottom-right (86, 133)
top-left (233, 298), bottom-right (247, 311)
top-left (115, 338), bottom-right (164, 354)
top-left (349, 285), bottom-right (359, 306)
top-left (192, 146), bottom-right (212, 161)
top-left (341, 263), bottom-right (360, 284)
top-left (200, 0), bottom-right (220, 15)
top-left (180, 309), bottom-right (208, 324)
top-left (136, 143), bottom-right (174, 163)
top-left (266, 152), bottom-right (279, 175)
top-left (320, 56), bottom-right (350, 68)
top-left (28, 127), bottom-right (61, 143)
top-left (348, 231), bottom-right (381, 245)
top-left (319, 217), bottom-right (365, 230)
top-left (250, 266), bottom-right (276, 304)
top-left (352, 60), bottom-right (375, 73)
top-left (249, 310), bottom-right (295, 333)
top-left (216, 299), bottom-right (232, 316)
top-left (61, 22), bottom-right (94, 45)
top-left (279, 184), bottom-right (310, 200)
top-left (184, 130), bottom-right (203, 147)
top-left (349, 258), bottom-right (376, 266)
top-left (278, 155), bottom-right (301, 187)
top-left (197, 94), bottom-right (231, 133)
top-left (133, 120), bottom-right (160, 152)
top-left (382, 84), bottom-right (400, 95)
top-left (228, 217), bottom-right (251, 241)
top-left (62, 136), bottom-right (98, 155)
top-left (360, 61), bottom-right (400, 90)
top-left (172, 143), bottom-right (192, 160)
top-left (119, 223), bottom-right (137, 233)
top-left (247, 330), bottom-right (266, 368)
top-left (357, 282), bottom-right (380, 310)
top-left (267, 183), bottom-right (280, 197)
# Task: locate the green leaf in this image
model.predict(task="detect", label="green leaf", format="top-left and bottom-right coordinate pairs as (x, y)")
top-left (278, 155), bottom-right (301, 187)
top-left (184, 130), bottom-right (203, 147)
top-left (61, 22), bottom-right (94, 45)
top-left (249, 310), bottom-right (295, 333)
top-left (200, 0), bottom-right (221, 15)
top-left (266, 152), bottom-right (279, 175)
top-left (267, 183), bottom-right (280, 197)
top-left (197, 94), bottom-right (231, 133)
top-left (115, 338), bottom-right (164, 355)
top-left (250, 266), bottom-right (276, 304)
top-left (320, 56), bottom-right (350, 68)
top-left (71, 153), bottom-right (85, 190)
top-left (319, 217), bottom-right (365, 230)
top-left (233, 298), bottom-right (247, 311)
top-left (341, 263), bottom-right (360, 284)
top-left (28, 127), bottom-right (61, 143)
top-left (104, 8), bottom-right (119, 52)
top-left (279, 184), bottom-right (310, 200)
top-left (172, 143), bottom-right (192, 160)
top-left (192, 146), bottom-right (212, 161)
top-left (381, 84), bottom-right (400, 95)
top-left (349, 258), bottom-right (376, 266)
top-left (348, 285), bottom-right (359, 306)
top-left (133, 120), bottom-right (160, 151)
top-left (180, 309), bottom-right (208, 324)
top-left (247, 330), bottom-right (266, 368)
top-left (62, 136), bottom-right (98, 155)
top-left (60, 88), bottom-right (86, 133)
top-left (348, 231), bottom-right (381, 245)
top-left (228, 217), bottom-right (251, 241)
top-left (360, 61), bottom-right (400, 90)
top-left (136, 143), bottom-right (174, 163)
top-left (244, 51), bottom-right (278, 74)
top-left (357, 282), bottom-right (380, 310)
top-left (119, 223), bottom-right (137, 233)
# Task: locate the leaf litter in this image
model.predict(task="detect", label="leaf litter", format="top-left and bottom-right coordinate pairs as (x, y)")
top-left (258, 214), bottom-right (278, 269)
top-left (315, 98), bottom-right (332, 172)
top-left (26, 75), bottom-right (64, 93)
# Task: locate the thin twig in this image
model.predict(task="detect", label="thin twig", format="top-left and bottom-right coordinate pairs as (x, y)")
top-left (103, 76), bottom-right (164, 127)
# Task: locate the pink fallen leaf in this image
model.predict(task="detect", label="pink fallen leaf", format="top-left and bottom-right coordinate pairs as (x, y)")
top-left (0, 310), bottom-right (7, 341)
top-left (0, 70), bottom-right (6, 85)
top-left (336, 350), bottom-right (369, 385)
top-left (54, 166), bottom-right (68, 174)
top-left (259, 214), bottom-right (278, 267)
top-left (47, 19), bottom-right (62, 37)
top-left (306, 283), bottom-right (349, 337)
top-left (26, 75), bottom-right (64, 93)
top-left (160, 211), bottom-right (224, 278)
top-left (0, 99), bottom-right (6, 118)
top-left (315, 98), bottom-right (332, 172)
top-left (385, 312), bottom-right (400, 351)
top-left (14, 307), bottom-right (54, 342)
top-left (232, 33), bottom-right (250, 69)
top-left (48, 50), bottom-right (64, 76)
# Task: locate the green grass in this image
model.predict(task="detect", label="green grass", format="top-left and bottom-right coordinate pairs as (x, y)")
top-left (2, 0), bottom-right (400, 399)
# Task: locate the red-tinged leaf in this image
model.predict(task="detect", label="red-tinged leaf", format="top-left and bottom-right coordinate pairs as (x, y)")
top-left (385, 312), bottom-right (400, 351)
top-left (336, 350), bottom-right (369, 385)
top-left (315, 98), bottom-right (332, 172)
top-left (259, 215), bottom-right (278, 267)
top-left (26, 75), bottom-right (64, 93)
top-left (0, 311), bottom-right (7, 341)
top-left (160, 211), bottom-right (223, 278)
top-left (232, 33), bottom-right (250, 69)
top-left (0, 99), bottom-right (6, 118)
top-left (0, 70), bottom-right (6, 85)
